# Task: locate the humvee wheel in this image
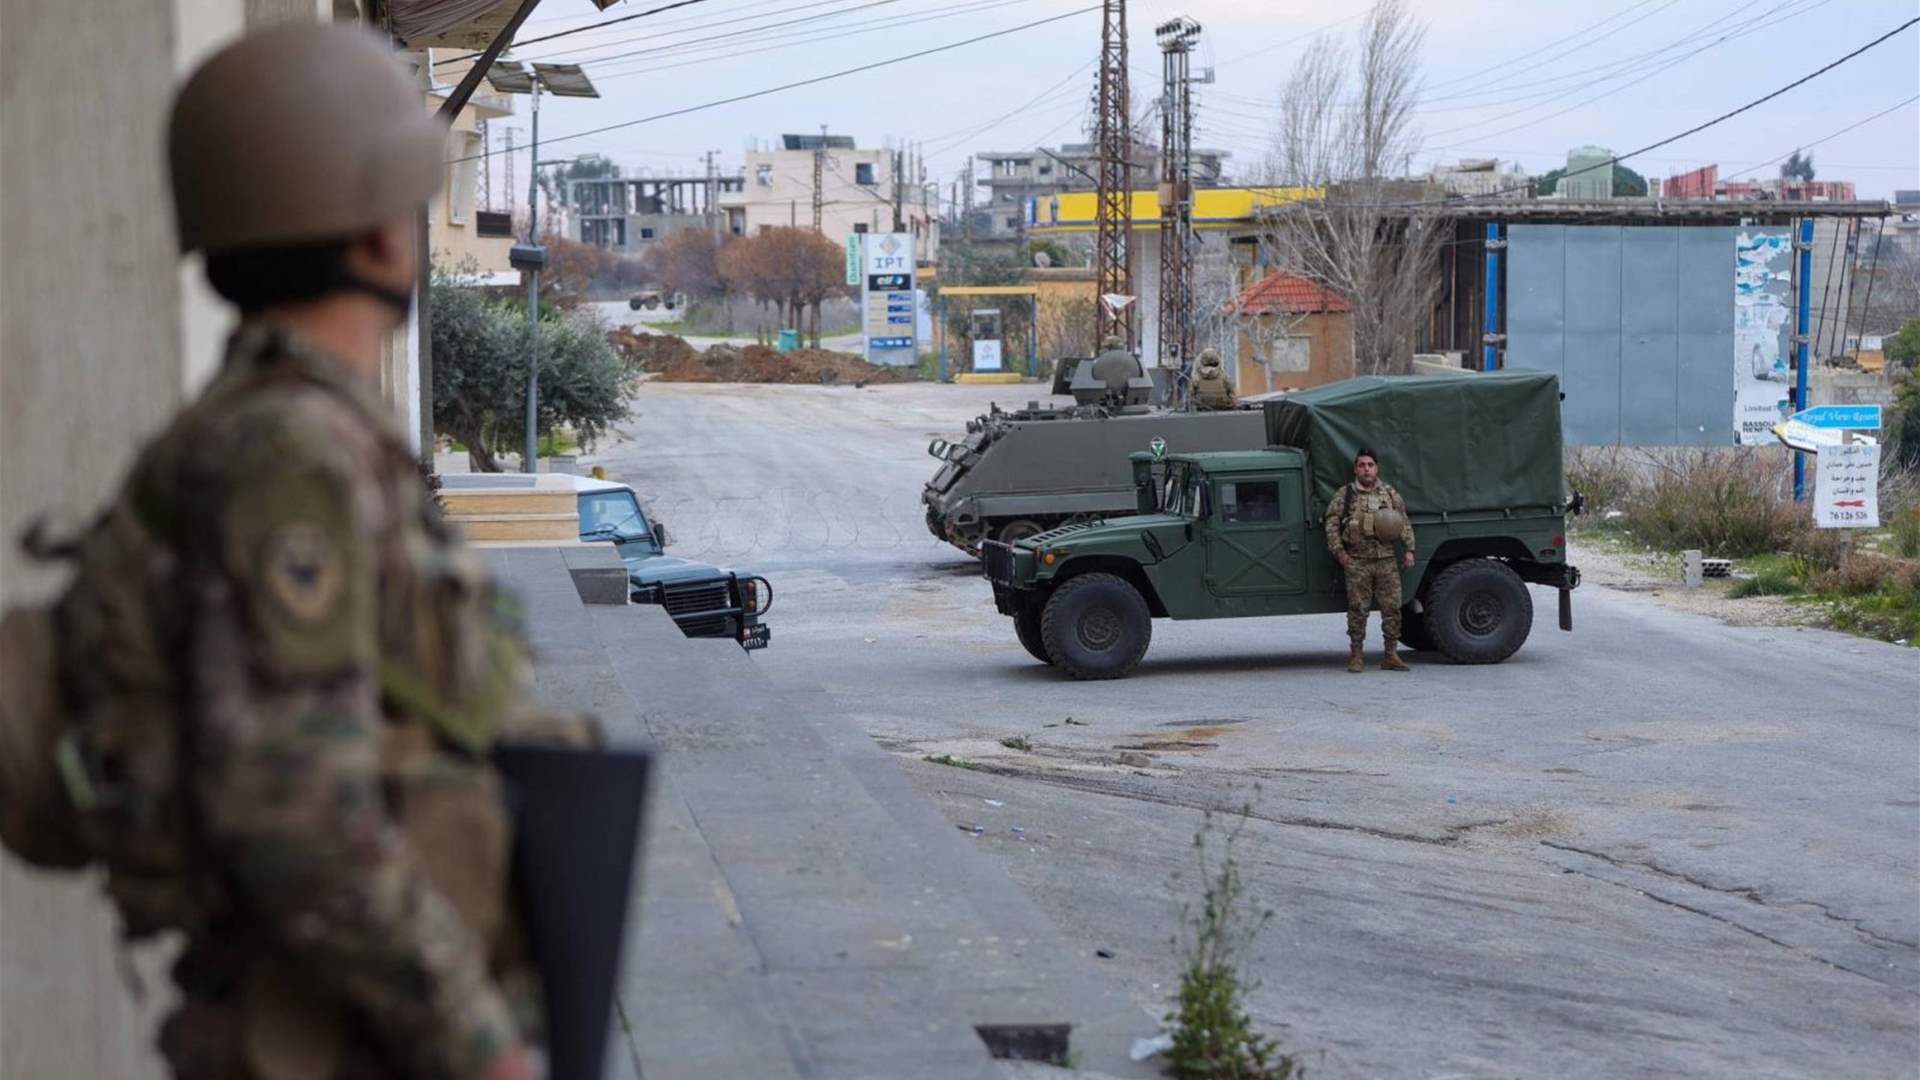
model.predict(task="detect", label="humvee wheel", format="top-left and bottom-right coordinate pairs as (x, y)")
top-left (997, 519), bottom-right (1045, 544)
top-left (1013, 605), bottom-right (1052, 664)
top-left (1040, 573), bottom-right (1151, 680)
top-left (1398, 604), bottom-right (1434, 651)
top-left (1425, 559), bottom-right (1532, 664)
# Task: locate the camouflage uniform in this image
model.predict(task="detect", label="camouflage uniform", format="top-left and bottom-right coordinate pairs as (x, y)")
top-left (130, 325), bottom-right (537, 1079)
top-left (1325, 481), bottom-right (1415, 647)
top-left (1191, 356), bottom-right (1236, 409)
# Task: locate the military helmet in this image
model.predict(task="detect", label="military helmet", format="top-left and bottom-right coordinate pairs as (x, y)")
top-left (1197, 348), bottom-right (1222, 368)
top-left (168, 23), bottom-right (445, 254)
top-left (1372, 506), bottom-right (1408, 542)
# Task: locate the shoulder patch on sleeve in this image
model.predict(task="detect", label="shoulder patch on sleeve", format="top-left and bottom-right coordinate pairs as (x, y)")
top-left (222, 465), bottom-right (373, 680)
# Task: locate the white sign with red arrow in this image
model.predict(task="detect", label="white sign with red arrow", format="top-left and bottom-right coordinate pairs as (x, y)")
top-left (1813, 442), bottom-right (1880, 529)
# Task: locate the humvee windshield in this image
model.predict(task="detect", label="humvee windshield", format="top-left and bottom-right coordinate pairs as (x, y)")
top-left (1155, 463), bottom-right (1207, 517)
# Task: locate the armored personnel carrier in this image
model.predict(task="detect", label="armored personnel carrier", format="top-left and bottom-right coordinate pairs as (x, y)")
top-left (922, 353), bottom-right (1265, 554)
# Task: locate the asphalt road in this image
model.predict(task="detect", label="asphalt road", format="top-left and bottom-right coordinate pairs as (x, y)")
top-left (588, 380), bottom-right (1920, 1079)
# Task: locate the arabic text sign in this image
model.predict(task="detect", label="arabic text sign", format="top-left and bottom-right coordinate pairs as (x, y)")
top-left (1814, 442), bottom-right (1879, 529)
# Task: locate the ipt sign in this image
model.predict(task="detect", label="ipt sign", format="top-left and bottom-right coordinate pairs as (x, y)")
top-left (862, 232), bottom-right (917, 366)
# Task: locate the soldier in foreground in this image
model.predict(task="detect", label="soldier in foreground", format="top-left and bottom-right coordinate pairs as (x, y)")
top-left (1325, 448), bottom-right (1417, 673)
top-left (0, 24), bottom-right (540, 1080)
top-left (1190, 348), bottom-right (1236, 409)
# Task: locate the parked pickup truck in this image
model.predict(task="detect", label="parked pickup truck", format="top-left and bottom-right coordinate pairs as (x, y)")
top-left (981, 372), bottom-right (1580, 679)
top-left (568, 474), bottom-right (772, 650)
top-left (440, 471), bottom-right (771, 649)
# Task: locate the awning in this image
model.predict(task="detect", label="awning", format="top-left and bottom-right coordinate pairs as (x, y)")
top-left (386, 0), bottom-right (618, 50)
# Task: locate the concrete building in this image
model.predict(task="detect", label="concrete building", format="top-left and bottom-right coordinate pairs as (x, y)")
top-left (2, 3), bottom-right (505, 1075)
top-left (428, 50), bottom-right (518, 274)
top-left (1558, 146), bottom-right (1616, 200)
top-left (973, 142), bottom-right (1229, 240)
top-left (1428, 158), bottom-right (1531, 199)
top-left (719, 134), bottom-right (939, 261)
top-left (569, 169), bottom-right (746, 255)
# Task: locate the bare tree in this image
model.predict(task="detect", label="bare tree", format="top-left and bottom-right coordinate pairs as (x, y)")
top-left (1257, 0), bottom-right (1447, 375)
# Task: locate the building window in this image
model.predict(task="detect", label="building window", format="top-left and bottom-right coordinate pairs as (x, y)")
top-left (1004, 216), bottom-right (1018, 230)
top-left (755, 164), bottom-right (773, 186)
top-left (639, 226), bottom-right (655, 239)
top-left (853, 223), bottom-right (869, 233)
top-left (1038, 163), bottom-right (1052, 176)
top-left (855, 162), bottom-right (876, 185)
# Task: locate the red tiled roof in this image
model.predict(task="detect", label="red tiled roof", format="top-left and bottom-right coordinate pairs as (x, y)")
top-left (1224, 271), bottom-right (1350, 316)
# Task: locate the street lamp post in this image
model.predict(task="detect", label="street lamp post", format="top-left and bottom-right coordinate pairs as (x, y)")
top-left (484, 58), bottom-right (599, 472)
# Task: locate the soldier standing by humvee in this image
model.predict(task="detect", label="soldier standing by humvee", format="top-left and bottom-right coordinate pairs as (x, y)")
top-left (0, 24), bottom-right (547, 1080)
top-left (1325, 448), bottom-right (1416, 673)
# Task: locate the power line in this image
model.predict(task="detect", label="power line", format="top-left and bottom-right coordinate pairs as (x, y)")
top-left (1425, 0), bottom-right (1834, 123)
top-left (582, 0), bottom-right (1041, 84)
top-left (1423, 0), bottom-right (1675, 93)
top-left (1716, 96), bottom-right (1919, 183)
top-left (1425, 0), bottom-right (1834, 144)
top-left (433, 0), bottom-right (720, 66)
top-left (527, 0), bottom-right (911, 69)
top-left (511, 0), bottom-right (875, 63)
top-left (446, 6), bottom-right (1100, 165)
top-left (1266, 17), bottom-right (1920, 210)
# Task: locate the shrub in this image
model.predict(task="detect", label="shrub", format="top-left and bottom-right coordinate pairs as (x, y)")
top-left (1620, 449), bottom-right (1805, 557)
top-left (1729, 568), bottom-right (1800, 598)
top-left (1565, 446), bottom-right (1638, 519)
top-left (1166, 808), bottom-right (1299, 1080)
top-left (1891, 509), bottom-right (1920, 561)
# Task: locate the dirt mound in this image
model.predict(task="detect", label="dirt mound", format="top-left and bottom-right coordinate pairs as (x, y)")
top-left (652, 339), bottom-right (911, 385)
top-left (607, 328), bottom-right (697, 372)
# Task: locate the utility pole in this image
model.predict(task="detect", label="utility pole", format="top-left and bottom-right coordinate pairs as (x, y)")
top-left (523, 79), bottom-right (541, 474)
top-left (1156, 16), bottom-right (1201, 392)
top-left (504, 127), bottom-right (517, 227)
top-left (479, 118), bottom-right (491, 212)
top-left (812, 124), bottom-right (827, 233)
top-left (962, 160), bottom-right (974, 241)
top-left (1094, 0), bottom-right (1134, 349)
top-left (892, 148), bottom-right (906, 232)
top-left (704, 149), bottom-right (720, 238)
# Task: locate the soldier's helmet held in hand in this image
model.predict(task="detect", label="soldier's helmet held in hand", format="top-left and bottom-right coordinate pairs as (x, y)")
top-left (168, 23), bottom-right (444, 254)
top-left (1372, 506), bottom-right (1408, 543)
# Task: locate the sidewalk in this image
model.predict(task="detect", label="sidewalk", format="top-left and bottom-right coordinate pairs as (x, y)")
top-left (484, 547), bottom-right (1159, 1079)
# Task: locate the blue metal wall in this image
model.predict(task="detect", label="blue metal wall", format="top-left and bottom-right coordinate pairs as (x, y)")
top-left (1505, 224), bottom-right (1737, 446)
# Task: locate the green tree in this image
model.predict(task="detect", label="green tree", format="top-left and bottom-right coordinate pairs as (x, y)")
top-left (1532, 162), bottom-right (1648, 197)
top-left (431, 270), bottom-right (635, 471)
top-left (1884, 318), bottom-right (1920, 371)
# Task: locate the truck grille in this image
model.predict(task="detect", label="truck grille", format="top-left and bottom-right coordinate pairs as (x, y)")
top-left (662, 581), bottom-right (731, 617)
top-left (981, 541), bottom-right (1015, 586)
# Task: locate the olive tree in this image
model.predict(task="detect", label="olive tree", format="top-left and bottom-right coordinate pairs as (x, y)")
top-left (430, 269), bottom-right (635, 471)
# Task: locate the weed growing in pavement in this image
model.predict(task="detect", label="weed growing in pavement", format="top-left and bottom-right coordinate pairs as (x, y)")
top-left (1000, 735), bottom-right (1034, 752)
top-left (923, 753), bottom-right (983, 771)
top-left (1165, 805), bottom-right (1300, 1080)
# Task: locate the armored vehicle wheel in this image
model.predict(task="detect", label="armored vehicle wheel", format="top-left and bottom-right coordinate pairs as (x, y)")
top-left (1424, 559), bottom-right (1532, 664)
top-left (1013, 605), bottom-right (1052, 664)
top-left (1398, 605), bottom-right (1434, 651)
top-left (996, 519), bottom-right (1045, 544)
top-left (1040, 573), bottom-right (1151, 680)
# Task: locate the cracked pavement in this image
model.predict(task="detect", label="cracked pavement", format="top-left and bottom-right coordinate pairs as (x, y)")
top-left (591, 380), bottom-right (1920, 1078)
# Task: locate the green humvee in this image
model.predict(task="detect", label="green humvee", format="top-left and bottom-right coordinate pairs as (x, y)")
top-left (980, 371), bottom-right (1582, 679)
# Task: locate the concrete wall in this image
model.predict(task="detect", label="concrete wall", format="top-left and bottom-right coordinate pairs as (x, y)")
top-left (1, 2), bottom-right (328, 1074)
top-left (1233, 310), bottom-right (1355, 395)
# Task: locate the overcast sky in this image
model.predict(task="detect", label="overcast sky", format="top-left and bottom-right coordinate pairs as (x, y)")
top-left (483, 0), bottom-right (1920, 204)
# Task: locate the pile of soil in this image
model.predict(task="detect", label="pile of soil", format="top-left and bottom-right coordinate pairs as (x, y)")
top-left (650, 338), bottom-right (910, 385)
top-left (607, 328), bottom-right (697, 372)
